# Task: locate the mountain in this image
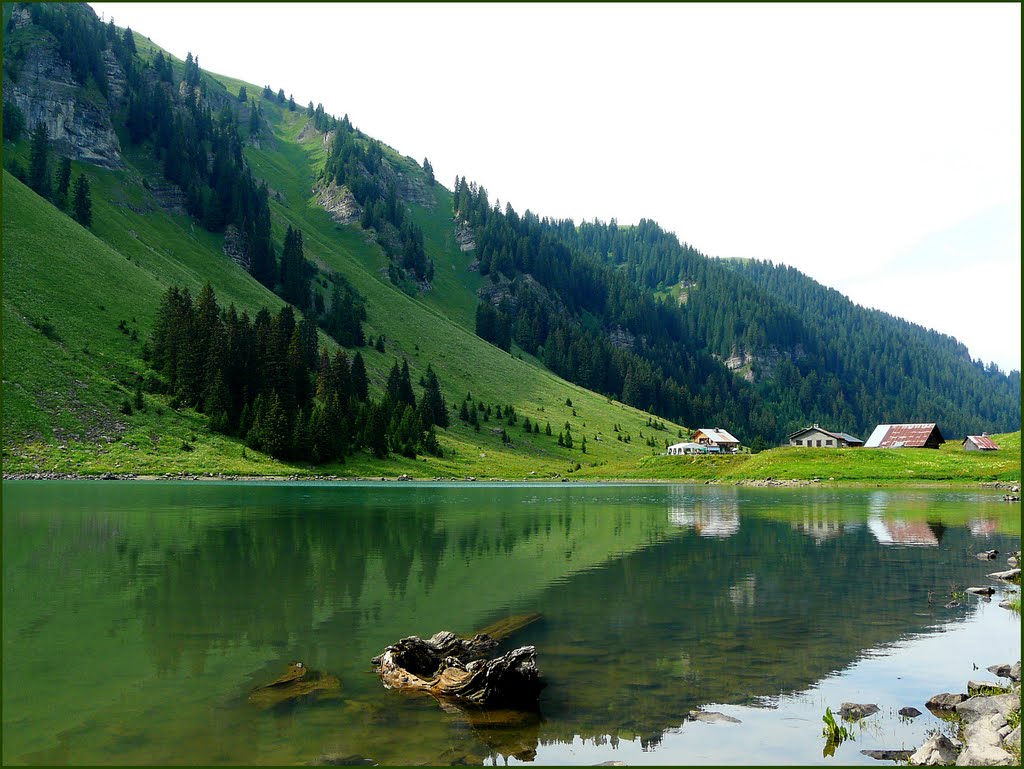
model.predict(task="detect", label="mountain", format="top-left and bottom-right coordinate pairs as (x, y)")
top-left (2, 3), bottom-right (1018, 477)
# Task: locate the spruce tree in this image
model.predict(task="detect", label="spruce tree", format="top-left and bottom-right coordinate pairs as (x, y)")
top-left (72, 173), bottom-right (92, 228)
top-left (54, 157), bottom-right (72, 209)
top-left (28, 122), bottom-right (50, 198)
top-left (351, 352), bottom-right (368, 401)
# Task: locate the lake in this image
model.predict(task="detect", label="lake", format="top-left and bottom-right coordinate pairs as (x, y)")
top-left (2, 482), bottom-right (1020, 765)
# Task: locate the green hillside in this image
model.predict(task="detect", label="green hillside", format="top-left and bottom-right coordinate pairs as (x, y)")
top-left (2, 119), bottom-right (681, 479)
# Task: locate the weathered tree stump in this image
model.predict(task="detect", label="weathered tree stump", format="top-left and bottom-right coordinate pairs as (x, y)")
top-left (248, 661), bottom-right (341, 710)
top-left (371, 630), bottom-right (544, 708)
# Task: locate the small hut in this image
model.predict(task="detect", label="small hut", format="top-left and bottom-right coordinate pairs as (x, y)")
top-left (962, 434), bottom-right (1000, 452)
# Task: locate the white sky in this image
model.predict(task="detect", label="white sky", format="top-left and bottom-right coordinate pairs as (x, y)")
top-left (89, 2), bottom-right (1022, 372)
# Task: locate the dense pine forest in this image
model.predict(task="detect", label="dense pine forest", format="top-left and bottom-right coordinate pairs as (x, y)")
top-left (3, 1), bottom-right (1019, 470)
top-left (457, 178), bottom-right (1020, 443)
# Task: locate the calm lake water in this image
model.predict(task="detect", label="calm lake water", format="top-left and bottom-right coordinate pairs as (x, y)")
top-left (2, 482), bottom-right (1020, 765)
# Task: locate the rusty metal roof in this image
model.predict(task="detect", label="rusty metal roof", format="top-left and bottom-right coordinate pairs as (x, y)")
top-left (864, 423), bottom-right (944, 448)
top-left (964, 435), bottom-right (1000, 450)
top-left (695, 428), bottom-right (740, 445)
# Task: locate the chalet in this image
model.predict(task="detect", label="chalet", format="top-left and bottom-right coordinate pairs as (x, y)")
top-left (963, 434), bottom-right (1000, 452)
top-left (692, 428), bottom-right (740, 453)
top-left (863, 423), bottom-right (945, 449)
top-left (787, 424), bottom-right (863, 448)
top-left (667, 442), bottom-right (709, 455)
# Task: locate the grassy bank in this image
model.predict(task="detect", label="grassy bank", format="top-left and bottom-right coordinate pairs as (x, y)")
top-left (618, 431), bottom-right (1021, 485)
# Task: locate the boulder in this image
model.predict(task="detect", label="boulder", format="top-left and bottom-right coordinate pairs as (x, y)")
top-left (977, 550), bottom-right (999, 560)
top-left (839, 702), bottom-right (879, 720)
top-left (987, 664), bottom-right (1014, 679)
top-left (1005, 725), bottom-right (1020, 751)
top-left (968, 681), bottom-right (1009, 697)
top-left (927, 692), bottom-right (968, 710)
top-left (956, 694), bottom-right (1020, 725)
top-left (909, 734), bottom-right (959, 766)
top-left (967, 587), bottom-right (996, 596)
top-left (1010, 661), bottom-right (1021, 682)
top-left (899, 707), bottom-right (923, 718)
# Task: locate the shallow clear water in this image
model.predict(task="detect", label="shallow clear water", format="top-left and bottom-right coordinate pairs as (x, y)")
top-left (2, 482), bottom-right (1019, 765)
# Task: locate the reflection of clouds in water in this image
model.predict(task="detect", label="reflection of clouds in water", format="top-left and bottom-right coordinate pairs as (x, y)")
top-left (867, 515), bottom-right (939, 546)
top-left (968, 519), bottom-right (997, 537)
top-left (667, 487), bottom-right (739, 538)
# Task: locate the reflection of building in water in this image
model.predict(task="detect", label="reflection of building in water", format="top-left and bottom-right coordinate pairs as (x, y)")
top-left (667, 487), bottom-right (739, 538)
top-left (728, 574), bottom-right (757, 607)
top-left (791, 513), bottom-right (844, 543)
top-left (968, 519), bottom-right (998, 537)
top-left (867, 515), bottom-right (943, 546)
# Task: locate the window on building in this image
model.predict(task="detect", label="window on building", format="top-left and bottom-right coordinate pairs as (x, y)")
top-left (816, 440), bottom-right (822, 447)
top-left (826, 439), bottom-right (833, 446)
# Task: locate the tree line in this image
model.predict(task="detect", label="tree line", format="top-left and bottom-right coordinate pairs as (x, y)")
top-left (146, 284), bottom-right (448, 463)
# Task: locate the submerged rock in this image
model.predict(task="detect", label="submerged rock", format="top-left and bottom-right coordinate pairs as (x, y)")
top-left (687, 710), bottom-right (741, 724)
top-left (899, 707), bottom-right (923, 718)
top-left (967, 587), bottom-right (995, 596)
top-left (986, 568), bottom-right (1021, 581)
top-left (248, 661), bottom-right (341, 710)
top-left (862, 749), bottom-right (914, 761)
top-left (977, 550), bottom-right (999, 560)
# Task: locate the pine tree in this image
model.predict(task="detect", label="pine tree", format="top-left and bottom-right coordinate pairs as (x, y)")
top-left (28, 122), bottom-right (50, 198)
top-left (238, 85), bottom-right (247, 101)
top-left (72, 173), bottom-right (92, 228)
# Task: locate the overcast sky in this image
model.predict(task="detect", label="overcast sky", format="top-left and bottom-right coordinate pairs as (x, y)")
top-left (89, 2), bottom-right (1021, 372)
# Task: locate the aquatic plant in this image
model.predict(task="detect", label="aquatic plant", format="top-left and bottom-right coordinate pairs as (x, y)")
top-left (821, 707), bottom-right (854, 757)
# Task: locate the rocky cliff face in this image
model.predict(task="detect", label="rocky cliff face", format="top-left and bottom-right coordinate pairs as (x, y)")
top-left (2, 18), bottom-right (123, 168)
top-left (314, 180), bottom-right (362, 225)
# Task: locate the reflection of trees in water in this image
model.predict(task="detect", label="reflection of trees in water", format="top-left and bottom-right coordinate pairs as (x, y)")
top-left (130, 497), bottom-right (614, 677)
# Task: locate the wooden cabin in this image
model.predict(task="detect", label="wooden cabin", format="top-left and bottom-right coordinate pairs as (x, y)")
top-left (962, 434), bottom-right (1000, 452)
top-left (692, 428), bottom-right (740, 453)
top-left (787, 424), bottom-right (863, 448)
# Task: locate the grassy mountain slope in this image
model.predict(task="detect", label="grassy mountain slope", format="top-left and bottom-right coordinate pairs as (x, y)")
top-left (2, 69), bottom-right (684, 479)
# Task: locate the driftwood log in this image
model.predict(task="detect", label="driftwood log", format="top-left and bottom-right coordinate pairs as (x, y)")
top-left (371, 630), bottom-right (544, 707)
top-left (248, 661), bottom-right (341, 709)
